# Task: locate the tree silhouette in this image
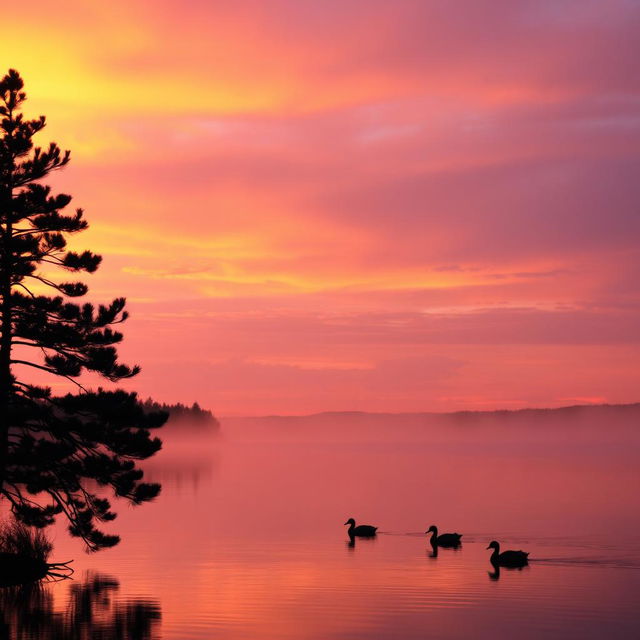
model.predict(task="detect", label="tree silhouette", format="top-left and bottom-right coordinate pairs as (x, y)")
top-left (0, 69), bottom-right (167, 551)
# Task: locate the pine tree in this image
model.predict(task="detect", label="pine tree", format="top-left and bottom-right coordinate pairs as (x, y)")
top-left (0, 69), bottom-right (167, 551)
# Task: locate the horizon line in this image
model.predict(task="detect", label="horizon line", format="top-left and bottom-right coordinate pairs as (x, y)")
top-left (218, 400), bottom-right (640, 421)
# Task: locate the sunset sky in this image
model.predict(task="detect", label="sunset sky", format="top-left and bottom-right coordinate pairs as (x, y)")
top-left (6, 0), bottom-right (640, 415)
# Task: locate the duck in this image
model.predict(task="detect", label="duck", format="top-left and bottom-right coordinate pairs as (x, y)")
top-left (486, 540), bottom-right (529, 567)
top-left (344, 518), bottom-right (377, 537)
top-left (426, 525), bottom-right (462, 548)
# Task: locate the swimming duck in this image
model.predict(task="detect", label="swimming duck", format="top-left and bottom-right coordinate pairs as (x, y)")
top-left (344, 518), bottom-right (377, 537)
top-left (486, 540), bottom-right (529, 567)
top-left (426, 525), bottom-right (462, 548)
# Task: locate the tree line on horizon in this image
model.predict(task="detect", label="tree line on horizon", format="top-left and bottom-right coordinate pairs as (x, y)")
top-left (141, 398), bottom-right (220, 429)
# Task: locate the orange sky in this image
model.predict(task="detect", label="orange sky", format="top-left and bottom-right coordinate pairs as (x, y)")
top-left (5, 0), bottom-right (640, 414)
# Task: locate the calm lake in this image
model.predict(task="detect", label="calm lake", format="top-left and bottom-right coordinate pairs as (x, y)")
top-left (8, 407), bottom-right (640, 639)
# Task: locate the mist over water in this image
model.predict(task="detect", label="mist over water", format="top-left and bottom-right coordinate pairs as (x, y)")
top-left (9, 406), bottom-right (640, 639)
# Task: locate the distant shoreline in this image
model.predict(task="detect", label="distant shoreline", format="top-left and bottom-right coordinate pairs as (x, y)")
top-left (220, 402), bottom-right (640, 421)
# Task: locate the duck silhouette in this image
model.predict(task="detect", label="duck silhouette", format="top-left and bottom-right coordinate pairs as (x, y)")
top-left (426, 525), bottom-right (462, 548)
top-left (344, 518), bottom-right (377, 538)
top-left (486, 540), bottom-right (529, 567)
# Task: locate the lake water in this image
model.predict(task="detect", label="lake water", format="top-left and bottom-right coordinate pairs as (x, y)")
top-left (5, 407), bottom-right (640, 639)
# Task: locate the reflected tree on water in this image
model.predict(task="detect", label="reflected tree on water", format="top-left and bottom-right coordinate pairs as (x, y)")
top-left (0, 573), bottom-right (161, 639)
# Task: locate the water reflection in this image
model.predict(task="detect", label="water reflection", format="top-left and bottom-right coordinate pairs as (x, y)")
top-left (487, 564), bottom-right (531, 581)
top-left (143, 440), bottom-right (218, 492)
top-left (345, 532), bottom-right (383, 553)
top-left (0, 573), bottom-right (160, 640)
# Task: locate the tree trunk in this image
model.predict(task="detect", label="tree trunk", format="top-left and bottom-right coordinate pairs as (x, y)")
top-left (0, 212), bottom-right (12, 488)
top-left (0, 132), bottom-right (14, 487)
